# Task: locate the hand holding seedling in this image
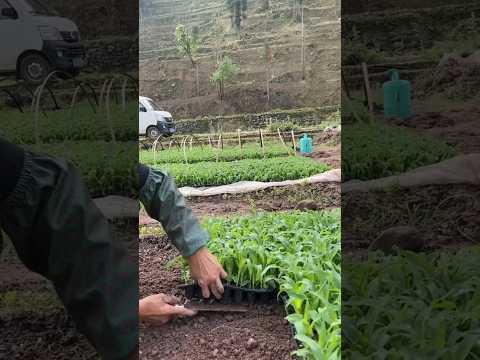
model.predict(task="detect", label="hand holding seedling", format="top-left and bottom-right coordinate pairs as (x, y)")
top-left (139, 294), bottom-right (197, 324)
top-left (187, 246), bottom-right (228, 299)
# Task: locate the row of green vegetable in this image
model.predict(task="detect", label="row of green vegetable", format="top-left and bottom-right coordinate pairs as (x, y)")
top-left (0, 103), bottom-right (137, 144)
top-left (179, 210), bottom-right (341, 360)
top-left (140, 144), bottom-right (291, 164)
top-left (155, 157), bottom-right (329, 187)
top-left (24, 141), bottom-right (138, 197)
top-left (343, 247), bottom-right (480, 358)
top-left (342, 123), bottom-right (456, 181)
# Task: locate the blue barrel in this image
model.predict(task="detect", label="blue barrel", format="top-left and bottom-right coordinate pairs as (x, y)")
top-left (383, 69), bottom-right (413, 120)
top-left (299, 134), bottom-right (313, 155)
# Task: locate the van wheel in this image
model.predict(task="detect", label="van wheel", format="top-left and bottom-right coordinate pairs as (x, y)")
top-left (18, 54), bottom-right (51, 84)
top-left (146, 126), bottom-right (161, 139)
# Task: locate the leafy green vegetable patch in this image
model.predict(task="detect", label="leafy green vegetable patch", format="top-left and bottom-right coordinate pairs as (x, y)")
top-left (187, 210), bottom-right (341, 359)
top-left (156, 157), bottom-right (329, 187)
top-left (342, 123), bottom-right (456, 181)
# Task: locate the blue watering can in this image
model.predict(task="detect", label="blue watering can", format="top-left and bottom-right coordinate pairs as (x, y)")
top-left (383, 69), bottom-right (413, 120)
top-left (299, 134), bottom-right (313, 155)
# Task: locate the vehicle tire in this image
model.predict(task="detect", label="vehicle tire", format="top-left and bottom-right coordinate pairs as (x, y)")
top-left (18, 53), bottom-right (52, 84)
top-left (146, 126), bottom-right (161, 139)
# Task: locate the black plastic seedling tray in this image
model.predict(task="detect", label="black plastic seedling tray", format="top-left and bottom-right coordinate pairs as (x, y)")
top-left (179, 283), bottom-right (276, 304)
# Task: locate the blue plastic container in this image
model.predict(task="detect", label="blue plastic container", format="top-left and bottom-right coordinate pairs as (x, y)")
top-left (299, 134), bottom-right (313, 155)
top-left (383, 69), bottom-right (413, 120)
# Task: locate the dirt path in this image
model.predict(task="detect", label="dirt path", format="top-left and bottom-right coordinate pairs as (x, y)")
top-left (140, 182), bottom-right (340, 225)
top-left (139, 236), bottom-right (297, 360)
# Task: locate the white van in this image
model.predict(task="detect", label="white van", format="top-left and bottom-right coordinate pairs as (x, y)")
top-left (139, 96), bottom-right (176, 138)
top-left (0, 0), bottom-right (85, 84)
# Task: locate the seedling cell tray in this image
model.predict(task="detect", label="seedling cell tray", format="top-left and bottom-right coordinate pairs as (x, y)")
top-left (179, 283), bottom-right (276, 304)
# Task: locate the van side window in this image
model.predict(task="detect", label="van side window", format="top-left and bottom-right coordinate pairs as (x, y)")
top-left (0, 0), bottom-right (14, 20)
top-left (139, 103), bottom-right (147, 112)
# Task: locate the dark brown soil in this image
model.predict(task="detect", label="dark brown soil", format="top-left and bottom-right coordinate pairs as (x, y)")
top-left (140, 182), bottom-right (340, 225)
top-left (0, 312), bottom-right (97, 360)
top-left (390, 107), bottom-right (480, 153)
top-left (343, 184), bottom-right (480, 252)
top-left (0, 225), bottom-right (136, 359)
top-left (139, 236), bottom-right (297, 360)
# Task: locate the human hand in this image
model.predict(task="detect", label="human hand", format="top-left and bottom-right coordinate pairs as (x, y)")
top-left (187, 246), bottom-right (228, 299)
top-left (139, 294), bottom-right (197, 325)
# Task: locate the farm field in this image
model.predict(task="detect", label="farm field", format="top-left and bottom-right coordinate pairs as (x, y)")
top-left (0, 78), bottom-right (137, 359)
top-left (342, 2), bottom-right (480, 357)
top-left (139, 124), bottom-right (341, 359)
top-left (140, 211), bottom-right (341, 360)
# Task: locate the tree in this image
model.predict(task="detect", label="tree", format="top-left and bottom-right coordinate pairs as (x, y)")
top-left (175, 24), bottom-right (200, 96)
top-left (225, 0), bottom-right (248, 32)
top-left (210, 56), bottom-right (239, 101)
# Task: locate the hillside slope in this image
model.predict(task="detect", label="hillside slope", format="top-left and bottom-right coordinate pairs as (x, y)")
top-left (140, 0), bottom-right (340, 118)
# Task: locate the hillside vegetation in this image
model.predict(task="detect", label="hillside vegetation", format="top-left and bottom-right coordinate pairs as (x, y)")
top-left (140, 0), bottom-right (341, 118)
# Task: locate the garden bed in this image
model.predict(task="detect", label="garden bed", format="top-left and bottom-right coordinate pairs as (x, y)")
top-left (140, 210), bottom-right (341, 359)
top-left (155, 157), bottom-right (329, 187)
top-left (139, 235), bottom-right (297, 360)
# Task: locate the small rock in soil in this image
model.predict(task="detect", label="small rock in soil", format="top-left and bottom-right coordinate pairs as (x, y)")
top-left (212, 348), bottom-right (219, 357)
top-left (296, 199), bottom-right (318, 210)
top-left (246, 338), bottom-right (258, 350)
top-left (370, 226), bottom-right (424, 253)
top-left (199, 338), bottom-right (206, 345)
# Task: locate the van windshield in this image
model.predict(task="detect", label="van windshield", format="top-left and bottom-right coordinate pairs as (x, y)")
top-left (22, 0), bottom-right (58, 16)
top-left (146, 99), bottom-right (163, 111)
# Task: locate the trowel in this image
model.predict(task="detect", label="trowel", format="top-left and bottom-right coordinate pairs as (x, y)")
top-left (177, 299), bottom-right (249, 313)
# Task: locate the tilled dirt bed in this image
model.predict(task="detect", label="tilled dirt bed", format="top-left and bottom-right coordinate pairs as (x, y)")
top-left (139, 235), bottom-right (297, 360)
top-left (389, 107), bottom-right (480, 154)
top-left (343, 184), bottom-right (480, 252)
top-left (140, 182), bottom-right (340, 225)
top-left (0, 260), bottom-right (97, 359)
top-left (0, 224), bottom-right (136, 359)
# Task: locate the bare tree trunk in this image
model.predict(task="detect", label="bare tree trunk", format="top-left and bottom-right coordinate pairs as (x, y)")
top-left (301, 2), bottom-right (305, 80)
top-left (264, 8), bottom-right (272, 106)
top-left (195, 63), bottom-right (200, 97)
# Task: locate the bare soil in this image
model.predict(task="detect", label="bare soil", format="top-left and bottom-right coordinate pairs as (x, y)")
top-left (140, 182), bottom-right (340, 225)
top-left (0, 224), bottom-right (136, 359)
top-left (391, 107), bottom-right (480, 154)
top-left (139, 235), bottom-right (297, 360)
top-left (342, 184), bottom-right (480, 252)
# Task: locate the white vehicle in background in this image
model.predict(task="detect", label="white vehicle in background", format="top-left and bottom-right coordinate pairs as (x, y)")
top-left (0, 0), bottom-right (85, 84)
top-left (139, 96), bottom-right (176, 138)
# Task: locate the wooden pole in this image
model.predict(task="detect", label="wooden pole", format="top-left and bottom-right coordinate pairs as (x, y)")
top-left (362, 62), bottom-right (374, 119)
top-left (237, 129), bottom-right (242, 148)
top-left (291, 130), bottom-right (297, 156)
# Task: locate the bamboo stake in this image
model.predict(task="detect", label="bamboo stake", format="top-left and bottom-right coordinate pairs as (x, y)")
top-left (362, 62), bottom-right (374, 119)
top-left (277, 128), bottom-right (291, 155)
top-left (237, 129), bottom-right (242, 148)
top-left (260, 129), bottom-right (265, 157)
top-left (291, 130), bottom-right (297, 156)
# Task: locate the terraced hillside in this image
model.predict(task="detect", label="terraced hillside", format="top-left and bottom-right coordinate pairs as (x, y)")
top-left (140, 0), bottom-right (341, 118)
